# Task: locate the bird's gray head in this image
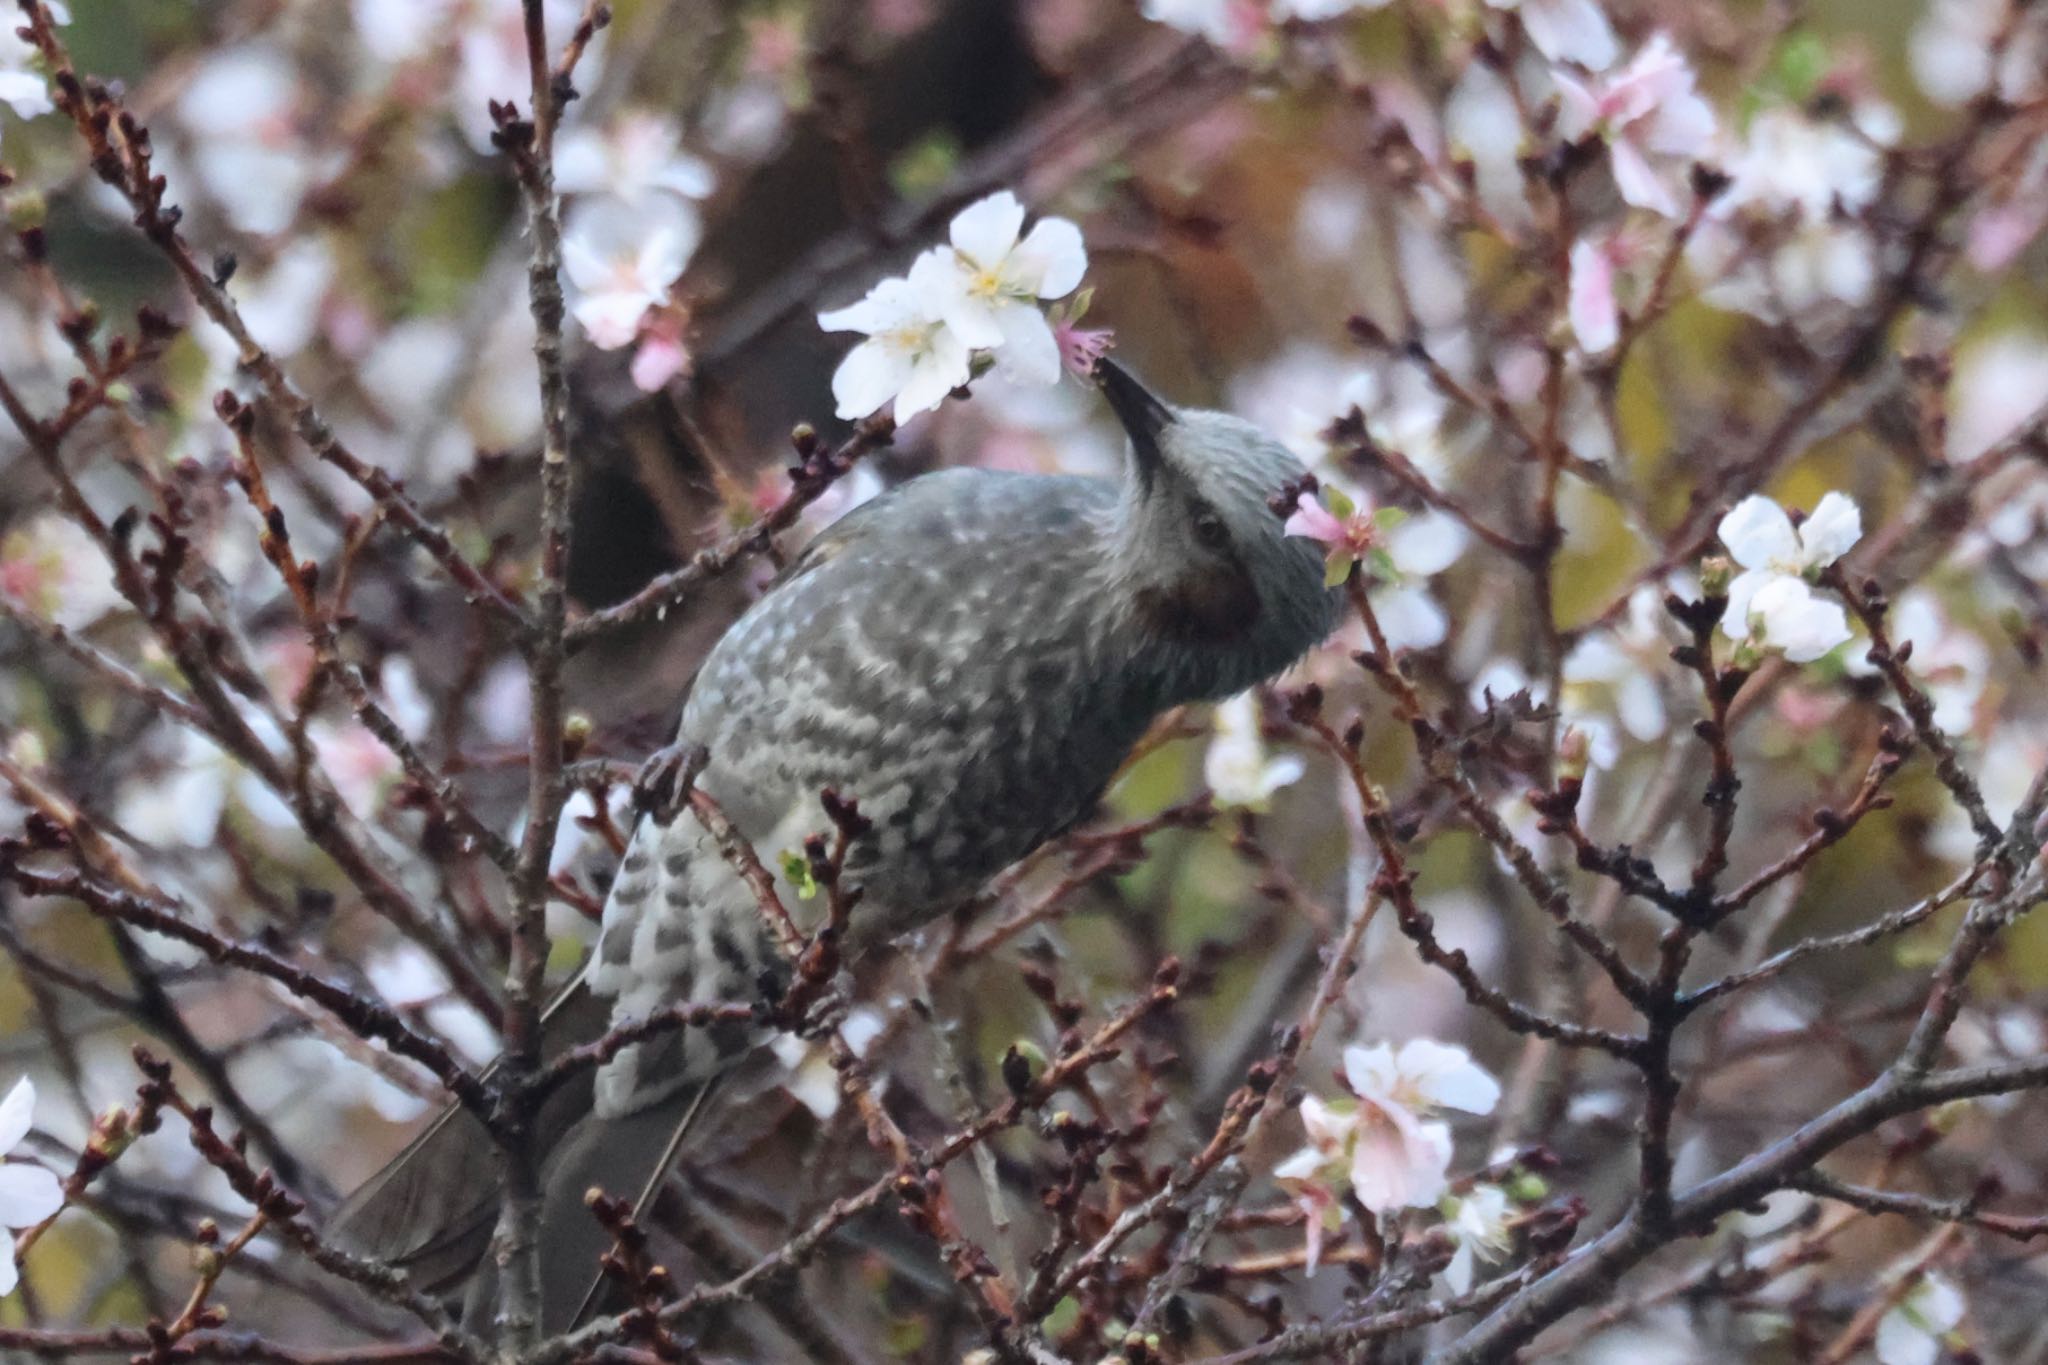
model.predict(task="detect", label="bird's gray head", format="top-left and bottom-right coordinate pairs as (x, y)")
top-left (1095, 360), bottom-right (1341, 700)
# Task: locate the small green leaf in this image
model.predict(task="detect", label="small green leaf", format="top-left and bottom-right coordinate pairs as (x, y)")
top-left (1772, 31), bottom-right (1829, 103)
top-left (1043, 1296), bottom-right (1081, 1337)
top-left (1323, 485), bottom-right (1357, 520)
top-left (778, 849), bottom-right (820, 900)
top-left (889, 129), bottom-right (964, 199)
top-left (1324, 553), bottom-right (1354, 588)
top-left (1373, 505), bottom-right (1408, 531)
top-left (1365, 546), bottom-right (1400, 582)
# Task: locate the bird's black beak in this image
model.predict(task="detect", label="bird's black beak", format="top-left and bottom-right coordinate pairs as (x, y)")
top-left (1097, 358), bottom-right (1173, 488)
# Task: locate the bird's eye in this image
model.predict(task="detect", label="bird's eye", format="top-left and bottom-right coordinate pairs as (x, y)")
top-left (1192, 509), bottom-right (1230, 551)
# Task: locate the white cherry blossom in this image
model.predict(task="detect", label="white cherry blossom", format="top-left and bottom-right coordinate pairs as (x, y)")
top-left (0, 1), bottom-right (63, 129)
top-left (1716, 492), bottom-right (1861, 661)
top-left (1443, 1184), bottom-right (1514, 1293)
top-left (1344, 1079), bottom-right (1455, 1213)
top-left (1277, 0), bottom-right (1392, 19)
top-left (1485, 0), bottom-right (1618, 70)
top-left (1204, 692), bottom-right (1305, 810)
top-left (1373, 510), bottom-right (1471, 649)
top-left (1555, 34), bottom-right (1717, 218)
top-left (1911, 0), bottom-right (2045, 108)
top-left (1690, 107), bottom-right (1889, 319)
top-left (818, 248), bottom-right (973, 421)
top-left (1273, 1095), bottom-right (1354, 1271)
top-left (352, 0), bottom-right (459, 65)
top-left (1875, 1273), bottom-right (1965, 1365)
top-left (454, 0), bottom-right (602, 152)
top-left (1948, 334), bottom-right (2048, 464)
top-left (177, 46), bottom-right (325, 237)
top-left (1346, 1039), bottom-right (1502, 1119)
top-left (0, 514), bottom-right (123, 631)
top-left (935, 192), bottom-right (1087, 387)
top-left (1562, 586), bottom-right (1675, 743)
top-left (1737, 576), bottom-right (1851, 662)
top-left (1140, 0), bottom-right (1262, 48)
top-left (1273, 1038), bottom-right (1499, 1269)
top-left (0, 1077), bottom-right (63, 1297)
top-left (1229, 347), bottom-right (1457, 478)
top-left (114, 728), bottom-right (236, 848)
top-left (555, 112), bottom-right (715, 206)
top-left (562, 197), bottom-right (699, 350)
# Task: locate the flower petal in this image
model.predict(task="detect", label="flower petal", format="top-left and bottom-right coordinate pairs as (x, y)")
top-left (1609, 137), bottom-right (1680, 218)
top-left (891, 329), bottom-right (971, 419)
top-left (1720, 573), bottom-right (1774, 644)
top-left (823, 270), bottom-right (937, 334)
top-left (1750, 577), bottom-right (1852, 662)
top-left (1273, 1146), bottom-right (1328, 1181)
top-left (629, 332), bottom-right (690, 392)
top-left (1397, 1039), bottom-right (1501, 1115)
top-left (1296, 1093), bottom-right (1355, 1151)
top-left (1283, 496), bottom-right (1344, 546)
top-left (1873, 1308), bottom-right (1939, 1365)
top-left (1717, 495), bottom-right (1799, 569)
top-left (550, 127), bottom-right (611, 195)
top-left (990, 304), bottom-right (1063, 387)
top-left (1347, 1108), bottom-right (1451, 1212)
top-left (1014, 216), bottom-right (1088, 299)
top-left (1342, 1043), bottom-right (1401, 1103)
top-left (0, 1163), bottom-right (63, 1229)
top-left (1386, 510), bottom-right (1470, 576)
top-left (1518, 0), bottom-right (1618, 70)
top-left (947, 191), bottom-right (1026, 269)
top-left (1444, 1239), bottom-right (1476, 1294)
top-left (572, 291), bottom-right (656, 350)
top-left (1552, 72), bottom-right (1600, 139)
top-left (830, 338), bottom-right (915, 420)
top-left (1371, 583), bottom-right (1449, 650)
top-left (1797, 491), bottom-right (1863, 568)
top-left (1568, 237), bottom-right (1621, 353)
top-left (0, 1079), bottom-right (32, 1156)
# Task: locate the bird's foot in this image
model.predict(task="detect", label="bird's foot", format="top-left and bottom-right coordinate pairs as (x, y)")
top-left (632, 742), bottom-right (708, 826)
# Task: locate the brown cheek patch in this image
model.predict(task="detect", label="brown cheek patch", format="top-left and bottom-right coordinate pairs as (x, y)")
top-left (1133, 564), bottom-right (1261, 644)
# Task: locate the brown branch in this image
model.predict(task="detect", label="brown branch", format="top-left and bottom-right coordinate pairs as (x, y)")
top-left (566, 418), bottom-right (895, 645)
top-left (0, 862), bottom-right (491, 1118)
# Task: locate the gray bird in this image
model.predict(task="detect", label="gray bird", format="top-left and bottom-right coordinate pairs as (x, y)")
top-left (332, 361), bottom-right (1340, 1331)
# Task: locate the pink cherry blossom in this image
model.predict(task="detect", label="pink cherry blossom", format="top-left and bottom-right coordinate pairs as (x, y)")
top-left (1055, 322), bottom-right (1116, 379)
top-left (629, 312), bottom-right (691, 393)
top-left (1568, 237), bottom-right (1620, 354)
top-left (1555, 34), bottom-right (1718, 219)
top-left (562, 198), bottom-right (699, 350)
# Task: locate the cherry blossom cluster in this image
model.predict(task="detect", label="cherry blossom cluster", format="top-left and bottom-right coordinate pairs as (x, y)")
top-left (558, 114), bottom-right (716, 391)
top-left (1145, 0), bottom-right (1618, 62)
top-left (817, 191), bottom-right (1091, 421)
top-left (1272, 1039), bottom-right (1505, 1280)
